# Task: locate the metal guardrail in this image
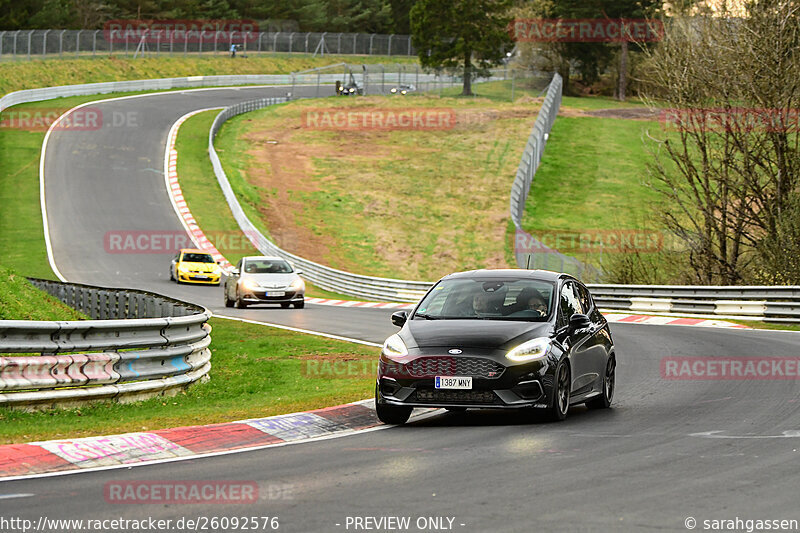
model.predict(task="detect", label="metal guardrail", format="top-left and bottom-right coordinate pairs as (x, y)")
top-left (588, 284), bottom-right (800, 323)
top-left (208, 97), bottom-right (434, 302)
top-left (0, 279), bottom-right (212, 408)
top-left (0, 30), bottom-right (415, 61)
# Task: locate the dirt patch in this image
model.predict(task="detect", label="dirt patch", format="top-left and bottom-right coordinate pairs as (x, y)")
top-left (559, 107), bottom-right (660, 121)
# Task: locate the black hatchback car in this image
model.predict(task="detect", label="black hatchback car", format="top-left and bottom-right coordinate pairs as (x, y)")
top-left (375, 269), bottom-right (616, 424)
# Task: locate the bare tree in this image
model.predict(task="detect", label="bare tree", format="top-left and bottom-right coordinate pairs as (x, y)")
top-left (640, 0), bottom-right (800, 284)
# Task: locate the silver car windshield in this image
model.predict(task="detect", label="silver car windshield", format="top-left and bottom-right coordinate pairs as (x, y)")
top-left (243, 259), bottom-right (293, 274)
top-left (414, 279), bottom-right (555, 321)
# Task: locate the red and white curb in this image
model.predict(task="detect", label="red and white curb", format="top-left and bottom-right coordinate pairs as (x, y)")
top-left (164, 109), bottom-right (235, 272)
top-left (603, 312), bottom-right (750, 329)
top-left (304, 297), bottom-right (413, 309)
top-left (0, 400), bottom-right (437, 480)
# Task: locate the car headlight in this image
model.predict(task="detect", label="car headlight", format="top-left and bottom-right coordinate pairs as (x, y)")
top-left (242, 279), bottom-right (260, 291)
top-left (382, 334), bottom-right (408, 359)
top-left (290, 278), bottom-right (305, 291)
top-left (506, 337), bottom-right (551, 362)
top-left (390, 88), bottom-right (397, 93)
top-left (177, 264), bottom-right (189, 273)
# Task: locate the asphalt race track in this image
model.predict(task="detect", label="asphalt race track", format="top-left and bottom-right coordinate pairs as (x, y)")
top-left (6, 87), bottom-right (800, 532)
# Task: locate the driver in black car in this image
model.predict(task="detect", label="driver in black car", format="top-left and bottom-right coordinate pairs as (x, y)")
top-left (503, 287), bottom-right (548, 317)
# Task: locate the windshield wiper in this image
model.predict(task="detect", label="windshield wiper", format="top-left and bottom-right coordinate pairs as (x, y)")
top-left (413, 313), bottom-right (439, 320)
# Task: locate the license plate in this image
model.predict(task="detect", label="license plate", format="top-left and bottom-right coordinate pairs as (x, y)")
top-left (267, 291), bottom-right (285, 297)
top-left (194, 275), bottom-right (209, 280)
top-left (435, 376), bottom-right (472, 390)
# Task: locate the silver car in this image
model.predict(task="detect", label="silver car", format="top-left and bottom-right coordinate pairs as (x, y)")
top-left (224, 256), bottom-right (305, 309)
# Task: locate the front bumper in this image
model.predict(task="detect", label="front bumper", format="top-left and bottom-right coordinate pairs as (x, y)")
top-left (178, 272), bottom-right (221, 284)
top-left (240, 289), bottom-right (304, 304)
top-left (376, 354), bottom-right (555, 410)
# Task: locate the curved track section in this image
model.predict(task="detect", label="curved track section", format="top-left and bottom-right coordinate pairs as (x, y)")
top-left (20, 86), bottom-right (800, 531)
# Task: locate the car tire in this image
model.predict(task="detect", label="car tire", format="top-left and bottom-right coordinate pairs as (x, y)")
top-left (235, 290), bottom-right (247, 309)
top-left (294, 301), bottom-right (305, 309)
top-left (169, 267), bottom-right (175, 281)
top-left (224, 289), bottom-right (234, 308)
top-left (280, 303), bottom-right (290, 309)
top-left (546, 362), bottom-right (571, 422)
top-left (375, 386), bottom-right (412, 425)
top-left (586, 357), bottom-right (615, 410)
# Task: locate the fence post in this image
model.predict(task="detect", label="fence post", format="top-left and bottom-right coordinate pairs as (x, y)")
top-left (273, 32), bottom-right (279, 52)
top-left (0, 31), bottom-right (4, 61)
top-left (27, 30), bottom-right (33, 61)
top-left (387, 34), bottom-right (392, 56)
top-left (408, 36), bottom-right (412, 55)
top-left (156, 32), bottom-right (160, 56)
top-left (258, 31), bottom-right (262, 53)
top-left (316, 69), bottom-right (320, 97)
top-left (337, 33), bottom-right (341, 54)
top-left (41, 29), bottom-right (50, 58)
top-left (369, 33), bottom-right (375, 55)
top-left (92, 29), bottom-right (97, 57)
top-left (199, 31), bottom-right (203, 55)
top-left (304, 32), bottom-right (310, 53)
top-left (288, 32), bottom-right (295, 53)
top-left (59, 29), bottom-right (66, 57)
top-left (184, 32), bottom-right (188, 57)
top-left (381, 64), bottom-right (385, 93)
top-left (352, 33), bottom-right (357, 53)
top-left (125, 32), bottom-right (129, 57)
top-left (13, 30), bottom-right (20, 61)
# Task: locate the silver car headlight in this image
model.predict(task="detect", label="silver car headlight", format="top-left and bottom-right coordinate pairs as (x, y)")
top-left (382, 334), bottom-right (408, 359)
top-left (290, 277), bottom-right (305, 291)
top-left (242, 279), bottom-right (260, 291)
top-left (506, 337), bottom-right (551, 362)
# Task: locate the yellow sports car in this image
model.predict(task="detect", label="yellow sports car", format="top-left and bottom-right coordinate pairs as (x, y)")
top-left (169, 248), bottom-right (222, 285)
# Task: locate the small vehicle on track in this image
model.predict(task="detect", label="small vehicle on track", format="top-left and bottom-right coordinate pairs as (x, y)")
top-left (375, 269), bottom-right (616, 424)
top-left (169, 248), bottom-right (222, 285)
top-left (224, 255), bottom-right (305, 309)
top-left (389, 84), bottom-right (416, 95)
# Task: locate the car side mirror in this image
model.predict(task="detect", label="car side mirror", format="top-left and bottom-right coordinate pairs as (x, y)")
top-left (568, 313), bottom-right (591, 333)
top-left (391, 311), bottom-right (408, 327)
top-left (295, 270), bottom-right (303, 276)
top-left (231, 268), bottom-right (240, 275)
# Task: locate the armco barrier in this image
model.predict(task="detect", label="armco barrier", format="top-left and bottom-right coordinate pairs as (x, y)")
top-left (208, 97), bottom-right (435, 302)
top-left (0, 279), bottom-right (212, 409)
top-left (587, 284), bottom-right (800, 323)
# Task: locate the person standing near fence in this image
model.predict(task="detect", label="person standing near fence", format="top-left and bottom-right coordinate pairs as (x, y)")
top-left (230, 44), bottom-right (236, 58)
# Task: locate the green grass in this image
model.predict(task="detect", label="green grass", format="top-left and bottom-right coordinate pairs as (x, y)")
top-left (0, 54), bottom-right (418, 96)
top-left (520, 115), bottom-right (666, 274)
top-left (0, 316), bottom-right (378, 444)
top-left (213, 94), bottom-right (542, 281)
top-left (0, 265), bottom-right (84, 321)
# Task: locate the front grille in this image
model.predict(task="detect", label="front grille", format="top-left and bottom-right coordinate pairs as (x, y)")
top-left (406, 357), bottom-right (505, 378)
top-left (411, 389), bottom-right (500, 404)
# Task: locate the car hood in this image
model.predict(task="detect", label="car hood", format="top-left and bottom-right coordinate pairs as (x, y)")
top-left (180, 262), bottom-right (220, 273)
top-left (242, 273), bottom-right (298, 288)
top-left (402, 320), bottom-right (552, 350)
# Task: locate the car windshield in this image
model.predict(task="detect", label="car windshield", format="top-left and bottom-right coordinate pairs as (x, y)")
top-left (414, 278), bottom-right (555, 321)
top-left (182, 253), bottom-right (215, 263)
top-left (243, 259), bottom-right (293, 274)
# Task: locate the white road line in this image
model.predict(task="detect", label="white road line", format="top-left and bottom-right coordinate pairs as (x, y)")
top-left (0, 493), bottom-right (35, 500)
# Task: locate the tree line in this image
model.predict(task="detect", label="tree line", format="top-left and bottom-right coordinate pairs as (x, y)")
top-left (0, 0), bottom-right (416, 33)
